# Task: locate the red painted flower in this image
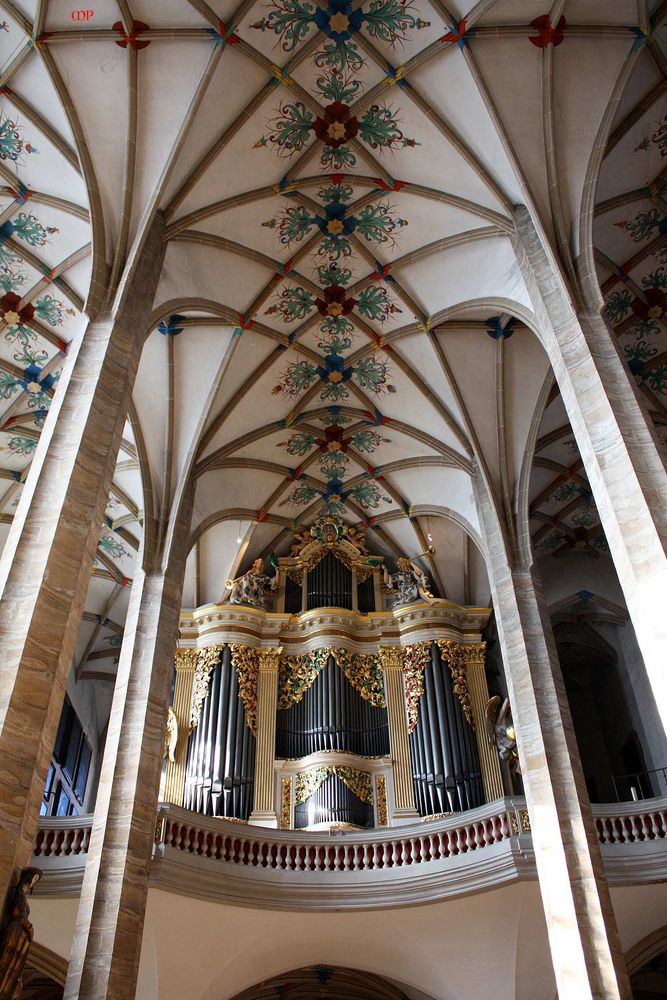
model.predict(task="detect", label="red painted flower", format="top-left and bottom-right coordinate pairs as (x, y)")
top-left (0, 291), bottom-right (34, 327)
top-left (315, 284), bottom-right (356, 318)
top-left (317, 425), bottom-right (349, 453)
top-left (312, 102), bottom-right (359, 148)
top-left (631, 287), bottom-right (666, 322)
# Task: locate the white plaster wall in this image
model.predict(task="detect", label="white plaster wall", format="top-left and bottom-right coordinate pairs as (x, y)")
top-left (29, 882), bottom-right (667, 1000)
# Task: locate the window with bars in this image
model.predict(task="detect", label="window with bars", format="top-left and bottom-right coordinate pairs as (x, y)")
top-left (41, 695), bottom-right (92, 817)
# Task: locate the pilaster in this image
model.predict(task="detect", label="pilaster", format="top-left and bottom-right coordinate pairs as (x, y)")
top-left (380, 646), bottom-right (418, 823)
top-left (163, 650), bottom-right (198, 805)
top-left (249, 647), bottom-right (282, 828)
top-left (455, 644), bottom-right (504, 802)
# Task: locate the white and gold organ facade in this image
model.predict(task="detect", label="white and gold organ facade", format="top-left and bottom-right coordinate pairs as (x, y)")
top-left (164, 518), bottom-right (506, 832)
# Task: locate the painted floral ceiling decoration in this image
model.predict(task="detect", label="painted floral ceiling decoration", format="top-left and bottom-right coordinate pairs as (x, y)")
top-left (0, 0), bottom-right (663, 655)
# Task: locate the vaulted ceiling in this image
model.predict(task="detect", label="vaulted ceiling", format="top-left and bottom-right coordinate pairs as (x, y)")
top-left (0, 0), bottom-right (662, 683)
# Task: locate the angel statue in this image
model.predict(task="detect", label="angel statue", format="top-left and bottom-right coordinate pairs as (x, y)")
top-left (223, 557), bottom-right (279, 610)
top-left (383, 557), bottom-right (437, 608)
top-left (0, 867), bottom-right (41, 999)
top-left (486, 696), bottom-right (521, 777)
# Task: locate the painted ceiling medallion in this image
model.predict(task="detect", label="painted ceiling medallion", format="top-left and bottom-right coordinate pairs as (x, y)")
top-left (252, 0), bottom-right (428, 72)
top-left (263, 183), bottom-right (407, 260)
top-left (273, 350), bottom-right (395, 402)
top-left (258, 69), bottom-right (418, 170)
top-left (312, 101), bottom-right (358, 148)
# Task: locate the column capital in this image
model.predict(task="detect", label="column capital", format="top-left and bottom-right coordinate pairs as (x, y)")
top-left (174, 648), bottom-right (199, 672)
top-left (454, 641), bottom-right (486, 669)
top-left (258, 646), bottom-right (282, 672)
top-left (379, 645), bottom-right (404, 671)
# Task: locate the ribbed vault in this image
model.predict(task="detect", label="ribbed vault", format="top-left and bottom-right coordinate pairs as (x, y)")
top-left (0, 0), bottom-right (661, 681)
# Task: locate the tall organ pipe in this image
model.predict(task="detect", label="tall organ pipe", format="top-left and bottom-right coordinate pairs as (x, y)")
top-left (275, 658), bottom-right (389, 758)
top-left (408, 643), bottom-right (484, 816)
top-left (184, 645), bottom-right (256, 820)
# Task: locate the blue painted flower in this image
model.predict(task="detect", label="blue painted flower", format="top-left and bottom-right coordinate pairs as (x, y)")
top-left (314, 0), bottom-right (363, 42)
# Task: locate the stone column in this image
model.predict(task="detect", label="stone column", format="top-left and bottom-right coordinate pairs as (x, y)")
top-left (514, 207), bottom-right (667, 731)
top-left (0, 215), bottom-right (165, 910)
top-left (476, 476), bottom-right (631, 999)
top-left (457, 644), bottom-right (504, 802)
top-left (162, 649), bottom-right (198, 806)
top-left (379, 646), bottom-right (419, 823)
top-left (64, 493), bottom-right (192, 1000)
top-left (249, 647), bottom-right (282, 828)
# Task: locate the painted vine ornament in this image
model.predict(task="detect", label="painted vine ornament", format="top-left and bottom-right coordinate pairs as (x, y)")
top-left (252, 0), bottom-right (429, 72)
top-left (279, 421), bottom-right (388, 483)
top-left (0, 112), bottom-right (38, 162)
top-left (266, 263), bottom-right (401, 344)
top-left (259, 82), bottom-right (418, 170)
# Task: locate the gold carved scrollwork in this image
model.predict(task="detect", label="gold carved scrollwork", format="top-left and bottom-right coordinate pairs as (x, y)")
top-left (437, 640), bottom-right (476, 730)
top-left (294, 765), bottom-right (374, 805)
top-left (281, 777), bottom-right (292, 829)
top-left (331, 647), bottom-right (386, 707)
top-left (277, 648), bottom-right (330, 710)
top-left (230, 644), bottom-right (260, 734)
top-left (375, 775), bottom-right (388, 826)
top-left (187, 647), bottom-right (222, 733)
top-left (400, 642), bottom-right (431, 732)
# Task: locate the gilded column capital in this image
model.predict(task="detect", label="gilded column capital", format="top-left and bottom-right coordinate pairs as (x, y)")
top-left (258, 646), bottom-right (283, 672)
top-left (379, 645), bottom-right (404, 671)
top-left (455, 641), bottom-right (486, 668)
top-left (174, 648), bottom-right (199, 672)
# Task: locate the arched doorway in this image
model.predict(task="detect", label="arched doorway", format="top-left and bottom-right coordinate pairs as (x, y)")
top-left (229, 965), bottom-right (437, 1000)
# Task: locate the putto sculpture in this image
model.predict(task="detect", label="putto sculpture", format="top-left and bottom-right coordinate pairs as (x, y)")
top-left (486, 696), bottom-right (521, 777)
top-left (223, 557), bottom-right (279, 610)
top-left (383, 556), bottom-right (436, 608)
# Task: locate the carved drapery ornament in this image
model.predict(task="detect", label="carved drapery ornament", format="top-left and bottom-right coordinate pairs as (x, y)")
top-left (294, 765), bottom-right (374, 805)
top-left (400, 642), bottom-right (432, 732)
top-left (277, 647), bottom-right (387, 709)
top-left (437, 640), bottom-right (478, 730)
top-left (397, 641), bottom-right (480, 731)
top-left (331, 647), bottom-right (386, 707)
top-left (277, 647), bottom-right (331, 709)
top-left (188, 645), bottom-right (223, 732)
top-left (230, 644), bottom-right (260, 734)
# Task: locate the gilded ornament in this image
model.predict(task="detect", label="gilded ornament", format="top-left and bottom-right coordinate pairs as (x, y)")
top-left (331, 647), bottom-right (386, 707)
top-left (400, 642), bottom-right (431, 732)
top-left (278, 648), bottom-right (331, 709)
top-left (281, 776), bottom-right (293, 829)
top-left (375, 774), bottom-right (388, 826)
top-left (294, 764), bottom-right (374, 805)
top-left (230, 644), bottom-right (260, 734)
top-left (437, 640), bottom-right (475, 730)
top-left (188, 644), bottom-right (223, 732)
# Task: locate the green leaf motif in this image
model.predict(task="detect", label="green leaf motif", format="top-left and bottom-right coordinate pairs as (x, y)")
top-left (7, 435), bottom-right (36, 456)
top-left (265, 285), bottom-right (315, 323)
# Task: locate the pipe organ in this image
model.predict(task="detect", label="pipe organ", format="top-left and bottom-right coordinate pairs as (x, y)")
top-left (164, 516), bottom-right (504, 830)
